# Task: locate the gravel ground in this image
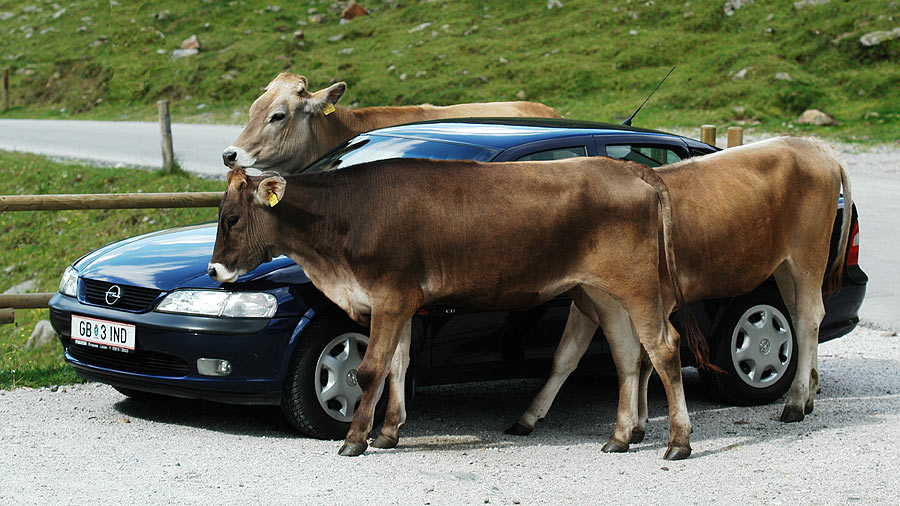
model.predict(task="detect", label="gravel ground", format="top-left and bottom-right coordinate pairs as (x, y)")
top-left (2, 324), bottom-right (898, 506)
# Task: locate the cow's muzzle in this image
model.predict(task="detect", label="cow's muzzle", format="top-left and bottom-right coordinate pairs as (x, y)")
top-left (222, 149), bottom-right (238, 167)
top-left (208, 262), bottom-right (239, 283)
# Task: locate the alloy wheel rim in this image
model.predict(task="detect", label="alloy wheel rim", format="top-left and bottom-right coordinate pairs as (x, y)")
top-left (314, 332), bottom-right (369, 422)
top-left (730, 304), bottom-right (793, 389)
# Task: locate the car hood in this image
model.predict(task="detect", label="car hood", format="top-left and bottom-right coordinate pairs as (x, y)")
top-left (73, 223), bottom-right (305, 290)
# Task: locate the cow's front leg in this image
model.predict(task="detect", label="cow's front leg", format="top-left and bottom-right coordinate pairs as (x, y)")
top-left (339, 308), bottom-right (415, 457)
top-left (372, 319), bottom-right (412, 449)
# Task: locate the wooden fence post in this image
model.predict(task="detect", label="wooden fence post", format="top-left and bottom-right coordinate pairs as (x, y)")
top-left (158, 100), bottom-right (175, 173)
top-left (2, 68), bottom-right (9, 112)
top-left (701, 125), bottom-right (717, 147)
top-left (727, 126), bottom-right (744, 148)
top-left (0, 308), bottom-right (13, 325)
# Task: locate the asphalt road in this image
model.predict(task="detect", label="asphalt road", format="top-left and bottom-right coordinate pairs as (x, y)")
top-left (0, 119), bottom-right (242, 177)
top-left (1, 119), bottom-right (897, 329)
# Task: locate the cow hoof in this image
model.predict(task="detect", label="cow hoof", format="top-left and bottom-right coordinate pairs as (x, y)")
top-left (338, 442), bottom-right (368, 457)
top-left (601, 438), bottom-right (629, 453)
top-left (630, 428), bottom-right (646, 444)
top-left (804, 399), bottom-right (815, 415)
top-left (663, 445), bottom-right (691, 460)
top-left (372, 435), bottom-right (399, 449)
top-left (780, 405), bottom-right (805, 423)
top-left (504, 422), bottom-right (534, 436)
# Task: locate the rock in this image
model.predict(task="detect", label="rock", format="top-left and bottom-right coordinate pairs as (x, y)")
top-left (409, 22), bottom-right (431, 33)
top-left (797, 109), bottom-right (836, 126)
top-left (399, 73), bottom-right (408, 81)
top-left (793, 0), bottom-right (830, 8)
top-left (338, 47), bottom-right (354, 55)
top-left (171, 48), bottom-right (198, 59)
top-left (499, 56), bottom-right (508, 64)
top-left (723, 0), bottom-right (753, 16)
top-left (629, 29), bottom-right (639, 35)
top-left (547, 0), bottom-right (563, 8)
top-left (293, 30), bottom-right (304, 40)
top-left (864, 111), bottom-right (880, 119)
top-left (774, 72), bottom-right (793, 81)
top-left (309, 13), bottom-right (326, 23)
top-left (266, 5), bottom-right (281, 12)
top-left (731, 67), bottom-right (749, 80)
top-left (0, 12), bottom-right (14, 21)
top-left (859, 27), bottom-right (900, 47)
top-left (342, 2), bottom-right (368, 20)
top-left (3, 279), bottom-right (39, 294)
top-left (52, 8), bottom-right (66, 19)
top-left (516, 90), bottom-right (526, 99)
top-left (180, 34), bottom-right (200, 51)
top-left (328, 33), bottom-right (344, 42)
top-left (25, 321), bottom-right (56, 351)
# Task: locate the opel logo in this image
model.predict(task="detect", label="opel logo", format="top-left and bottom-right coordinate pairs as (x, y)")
top-left (346, 369), bottom-right (358, 386)
top-left (105, 285), bottom-right (122, 306)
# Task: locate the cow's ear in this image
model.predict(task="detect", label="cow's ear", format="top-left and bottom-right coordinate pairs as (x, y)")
top-left (323, 82), bottom-right (346, 105)
top-left (255, 176), bottom-right (287, 208)
top-left (305, 82), bottom-right (346, 114)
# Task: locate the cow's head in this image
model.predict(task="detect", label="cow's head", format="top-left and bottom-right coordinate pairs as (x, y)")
top-left (222, 72), bottom-right (346, 173)
top-left (208, 168), bottom-right (287, 283)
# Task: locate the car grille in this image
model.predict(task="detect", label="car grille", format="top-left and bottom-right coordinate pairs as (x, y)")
top-left (68, 344), bottom-right (190, 377)
top-left (82, 279), bottom-right (162, 312)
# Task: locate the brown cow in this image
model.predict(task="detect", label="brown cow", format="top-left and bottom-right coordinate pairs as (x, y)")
top-left (509, 136), bottom-right (852, 447)
top-left (208, 157), bottom-right (707, 459)
top-left (222, 72), bottom-right (560, 174)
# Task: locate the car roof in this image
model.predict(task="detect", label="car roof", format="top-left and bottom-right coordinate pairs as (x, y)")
top-left (366, 117), bottom-right (700, 152)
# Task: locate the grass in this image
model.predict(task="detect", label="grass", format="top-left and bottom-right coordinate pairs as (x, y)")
top-left (0, 150), bottom-right (223, 389)
top-left (0, 0), bottom-right (897, 142)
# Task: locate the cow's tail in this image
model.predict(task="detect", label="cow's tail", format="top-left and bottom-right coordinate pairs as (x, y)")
top-left (635, 165), bottom-right (719, 372)
top-left (824, 152), bottom-right (852, 296)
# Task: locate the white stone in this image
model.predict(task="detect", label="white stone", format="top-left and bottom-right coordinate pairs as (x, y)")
top-left (25, 321), bottom-right (56, 351)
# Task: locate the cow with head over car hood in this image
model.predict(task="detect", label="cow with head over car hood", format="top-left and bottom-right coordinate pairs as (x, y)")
top-left (222, 72), bottom-right (561, 174)
top-left (208, 156), bottom-right (709, 459)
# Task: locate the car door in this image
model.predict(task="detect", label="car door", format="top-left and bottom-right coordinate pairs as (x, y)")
top-left (420, 137), bottom-right (595, 384)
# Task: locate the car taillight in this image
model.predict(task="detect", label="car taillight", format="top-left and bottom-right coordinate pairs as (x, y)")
top-left (846, 222), bottom-right (859, 266)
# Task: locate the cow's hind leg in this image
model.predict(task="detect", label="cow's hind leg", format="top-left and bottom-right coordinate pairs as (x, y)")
top-left (633, 347), bottom-right (653, 444)
top-left (372, 319), bottom-right (412, 449)
top-left (506, 300), bottom-right (598, 436)
top-left (339, 308), bottom-right (415, 457)
top-left (774, 263), bottom-right (826, 423)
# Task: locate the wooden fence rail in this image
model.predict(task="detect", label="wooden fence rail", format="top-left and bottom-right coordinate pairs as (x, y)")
top-left (0, 191), bottom-right (221, 212)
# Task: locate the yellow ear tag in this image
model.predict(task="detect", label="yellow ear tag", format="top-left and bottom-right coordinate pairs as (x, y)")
top-left (323, 102), bottom-right (335, 116)
top-left (268, 191), bottom-right (279, 207)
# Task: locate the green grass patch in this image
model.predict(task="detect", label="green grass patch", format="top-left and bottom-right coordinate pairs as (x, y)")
top-left (0, 0), bottom-right (897, 142)
top-left (0, 150), bottom-right (224, 389)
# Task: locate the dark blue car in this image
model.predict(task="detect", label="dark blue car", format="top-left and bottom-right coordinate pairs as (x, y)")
top-left (49, 118), bottom-right (867, 439)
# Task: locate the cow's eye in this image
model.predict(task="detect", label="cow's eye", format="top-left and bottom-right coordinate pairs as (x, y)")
top-left (269, 112), bottom-right (286, 123)
top-left (226, 215), bottom-right (239, 228)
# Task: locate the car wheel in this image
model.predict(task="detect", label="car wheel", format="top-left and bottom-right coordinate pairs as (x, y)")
top-left (700, 290), bottom-right (798, 406)
top-left (281, 311), bottom-right (389, 440)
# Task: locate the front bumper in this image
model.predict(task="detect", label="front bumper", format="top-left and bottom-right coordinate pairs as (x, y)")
top-left (49, 294), bottom-right (303, 405)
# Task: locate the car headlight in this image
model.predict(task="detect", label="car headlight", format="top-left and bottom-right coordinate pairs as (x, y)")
top-left (59, 266), bottom-right (78, 297)
top-left (155, 290), bottom-right (278, 318)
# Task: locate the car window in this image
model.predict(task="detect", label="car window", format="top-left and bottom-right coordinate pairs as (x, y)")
top-left (516, 146), bottom-right (587, 162)
top-left (302, 134), bottom-right (499, 173)
top-left (605, 144), bottom-right (682, 167)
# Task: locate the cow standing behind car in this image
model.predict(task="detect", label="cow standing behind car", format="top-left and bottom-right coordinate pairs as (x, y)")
top-left (208, 157), bottom-right (710, 459)
top-left (509, 136), bottom-right (853, 447)
top-left (222, 72), bottom-right (561, 174)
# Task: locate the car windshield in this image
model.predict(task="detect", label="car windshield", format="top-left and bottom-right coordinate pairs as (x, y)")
top-left (300, 134), bottom-right (500, 173)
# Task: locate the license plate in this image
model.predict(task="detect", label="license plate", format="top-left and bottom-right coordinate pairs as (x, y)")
top-left (71, 315), bottom-right (136, 353)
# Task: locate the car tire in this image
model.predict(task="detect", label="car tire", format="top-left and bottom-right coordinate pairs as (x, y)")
top-left (700, 289), bottom-right (798, 406)
top-left (281, 310), bottom-right (402, 440)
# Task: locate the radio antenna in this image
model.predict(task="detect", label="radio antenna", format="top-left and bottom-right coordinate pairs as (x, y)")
top-left (621, 66), bottom-right (675, 127)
